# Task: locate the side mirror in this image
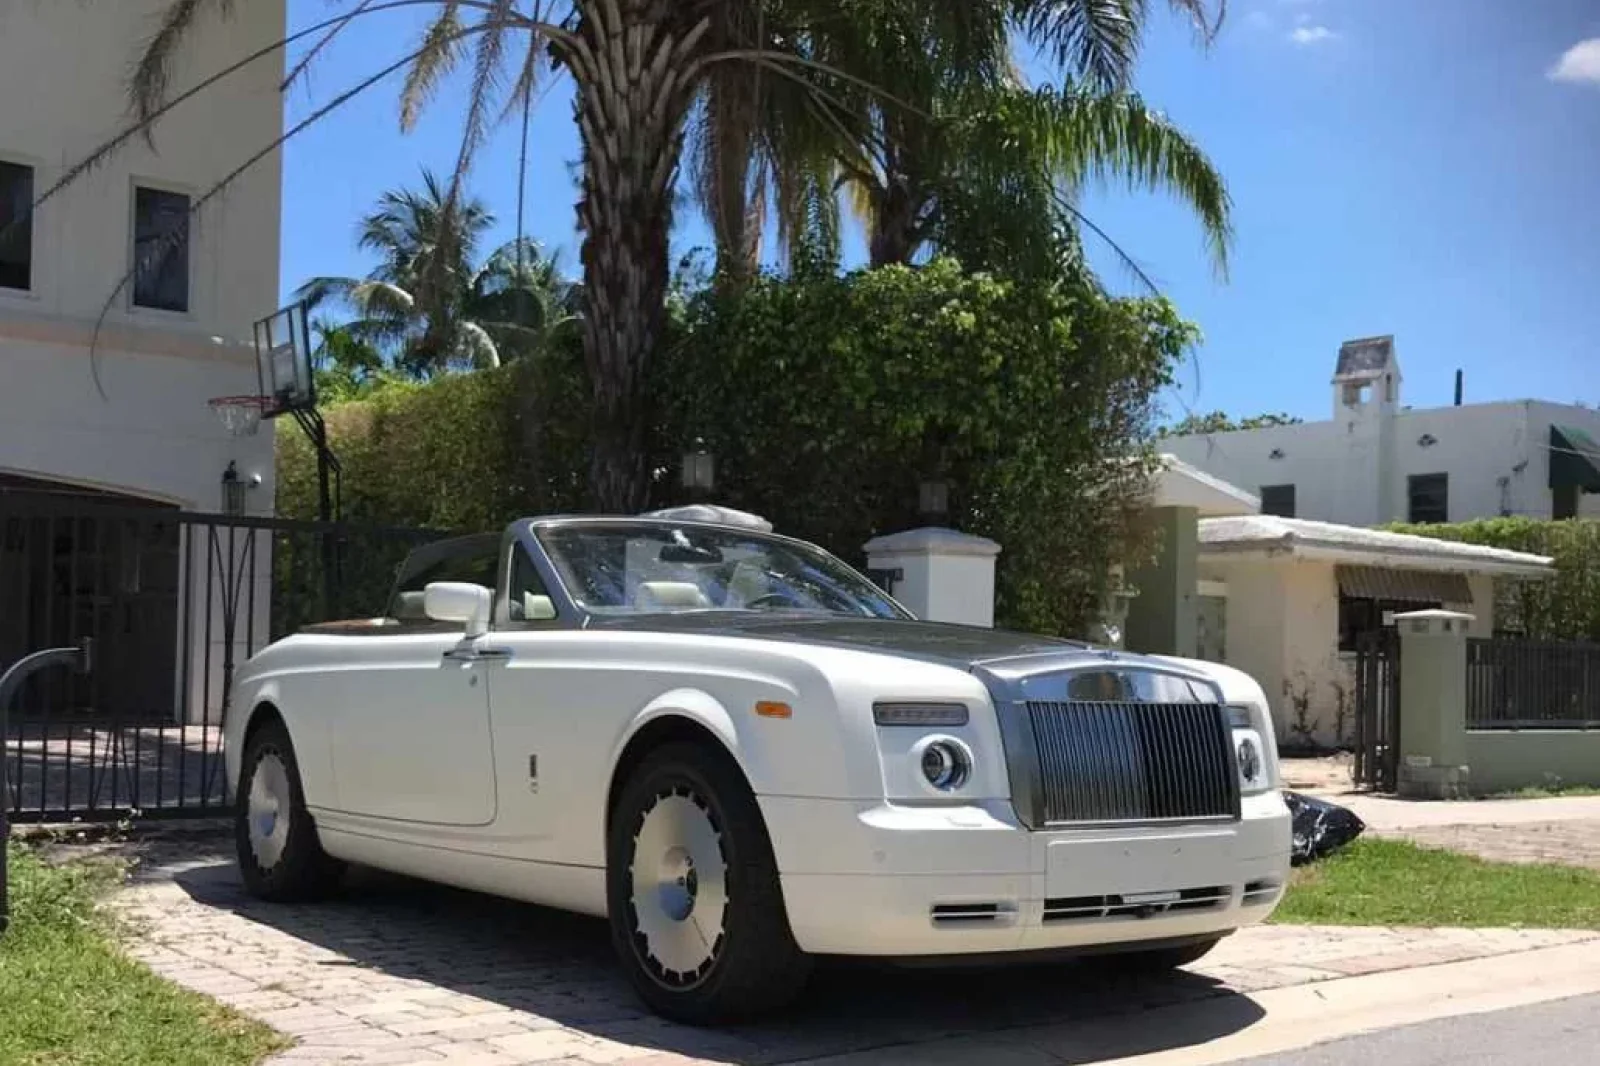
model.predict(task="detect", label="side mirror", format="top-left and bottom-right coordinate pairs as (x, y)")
top-left (423, 581), bottom-right (492, 639)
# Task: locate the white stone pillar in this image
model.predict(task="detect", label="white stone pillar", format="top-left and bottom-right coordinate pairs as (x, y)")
top-left (863, 528), bottom-right (1001, 627)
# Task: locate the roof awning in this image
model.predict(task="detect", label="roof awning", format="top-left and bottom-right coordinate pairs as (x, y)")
top-left (1550, 425), bottom-right (1600, 492)
top-left (1335, 565), bottom-right (1473, 605)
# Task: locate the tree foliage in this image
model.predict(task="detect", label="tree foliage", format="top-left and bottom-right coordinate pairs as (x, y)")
top-left (1160, 410), bottom-right (1305, 436)
top-left (281, 259), bottom-right (1194, 637)
top-left (1385, 518), bottom-right (1600, 643)
top-left (297, 171), bottom-right (577, 378)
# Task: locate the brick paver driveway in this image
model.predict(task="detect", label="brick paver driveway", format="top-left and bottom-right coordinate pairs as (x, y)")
top-left (109, 833), bottom-right (1599, 1066)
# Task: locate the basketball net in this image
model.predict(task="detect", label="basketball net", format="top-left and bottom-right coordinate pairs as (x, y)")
top-left (209, 395), bottom-right (267, 438)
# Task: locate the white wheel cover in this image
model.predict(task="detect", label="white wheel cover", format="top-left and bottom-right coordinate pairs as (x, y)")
top-left (247, 751), bottom-right (292, 870)
top-left (630, 789), bottom-right (729, 984)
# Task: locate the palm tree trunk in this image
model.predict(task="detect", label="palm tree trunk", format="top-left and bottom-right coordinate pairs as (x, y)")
top-left (868, 177), bottom-right (921, 268)
top-left (569, 2), bottom-right (709, 512)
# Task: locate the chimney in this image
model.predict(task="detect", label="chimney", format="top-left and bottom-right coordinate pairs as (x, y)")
top-left (1454, 369), bottom-right (1463, 407)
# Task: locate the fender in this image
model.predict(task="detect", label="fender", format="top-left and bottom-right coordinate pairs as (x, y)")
top-left (607, 686), bottom-right (782, 799)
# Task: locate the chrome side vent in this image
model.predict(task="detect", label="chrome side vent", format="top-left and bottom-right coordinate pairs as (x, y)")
top-left (1042, 885), bottom-right (1230, 923)
top-left (930, 902), bottom-right (1015, 926)
top-left (1243, 879), bottom-right (1282, 907)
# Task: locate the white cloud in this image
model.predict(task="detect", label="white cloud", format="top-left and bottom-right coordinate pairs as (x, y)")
top-left (1549, 38), bottom-right (1600, 86)
top-left (1289, 25), bottom-right (1337, 46)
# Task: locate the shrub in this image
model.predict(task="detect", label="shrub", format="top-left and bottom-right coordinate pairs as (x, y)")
top-left (1386, 518), bottom-right (1600, 642)
top-left (278, 259), bottom-right (1192, 637)
top-left (654, 259), bottom-right (1189, 635)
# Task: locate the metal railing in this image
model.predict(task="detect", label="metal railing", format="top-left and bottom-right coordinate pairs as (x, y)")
top-left (1, 490), bottom-right (443, 822)
top-left (1467, 637), bottom-right (1600, 730)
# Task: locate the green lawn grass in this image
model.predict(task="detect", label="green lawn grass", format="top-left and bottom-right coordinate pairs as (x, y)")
top-left (1274, 838), bottom-right (1600, 929)
top-left (0, 843), bottom-right (287, 1066)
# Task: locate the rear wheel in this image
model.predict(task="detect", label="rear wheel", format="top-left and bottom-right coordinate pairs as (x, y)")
top-left (606, 742), bottom-right (811, 1024)
top-left (235, 719), bottom-right (343, 901)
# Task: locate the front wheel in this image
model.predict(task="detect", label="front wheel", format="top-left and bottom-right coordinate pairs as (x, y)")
top-left (235, 718), bottom-right (343, 901)
top-left (606, 742), bottom-right (812, 1024)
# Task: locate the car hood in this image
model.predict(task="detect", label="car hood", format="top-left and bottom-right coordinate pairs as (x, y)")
top-left (586, 612), bottom-right (1100, 669)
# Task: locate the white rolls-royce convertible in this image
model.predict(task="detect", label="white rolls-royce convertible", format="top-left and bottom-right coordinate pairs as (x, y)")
top-left (225, 515), bottom-right (1291, 1023)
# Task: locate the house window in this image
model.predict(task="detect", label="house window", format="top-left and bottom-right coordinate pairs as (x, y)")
top-left (1407, 473), bottom-right (1448, 524)
top-left (1554, 483), bottom-right (1579, 520)
top-left (1260, 484), bottom-right (1296, 518)
top-left (0, 160), bottom-right (33, 291)
top-left (132, 186), bottom-right (190, 312)
top-left (1338, 596), bottom-right (1439, 652)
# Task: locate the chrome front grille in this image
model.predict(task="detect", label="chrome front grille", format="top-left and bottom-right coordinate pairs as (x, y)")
top-left (1026, 701), bottom-right (1238, 824)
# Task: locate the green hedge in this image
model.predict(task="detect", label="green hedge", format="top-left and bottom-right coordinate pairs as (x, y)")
top-left (278, 259), bottom-right (1190, 637)
top-left (1386, 518), bottom-right (1600, 642)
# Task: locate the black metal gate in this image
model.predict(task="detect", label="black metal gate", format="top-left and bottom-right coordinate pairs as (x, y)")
top-left (1, 490), bottom-right (441, 822)
top-left (1351, 629), bottom-right (1401, 791)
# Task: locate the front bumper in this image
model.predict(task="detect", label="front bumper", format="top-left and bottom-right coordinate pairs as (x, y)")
top-left (760, 791), bottom-right (1291, 957)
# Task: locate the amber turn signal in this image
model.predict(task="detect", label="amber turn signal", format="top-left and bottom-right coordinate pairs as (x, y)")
top-left (755, 701), bottom-right (792, 719)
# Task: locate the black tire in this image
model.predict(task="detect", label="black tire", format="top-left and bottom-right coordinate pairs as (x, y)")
top-left (1106, 936), bottom-right (1223, 975)
top-left (606, 741), bottom-right (812, 1024)
top-left (235, 718), bottom-right (343, 901)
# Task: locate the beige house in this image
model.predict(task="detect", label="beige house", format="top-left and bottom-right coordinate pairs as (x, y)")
top-left (1196, 516), bottom-right (1553, 747)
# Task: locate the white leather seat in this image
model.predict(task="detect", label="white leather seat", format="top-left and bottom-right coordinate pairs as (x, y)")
top-left (635, 581), bottom-right (712, 610)
top-left (521, 592), bottom-right (557, 621)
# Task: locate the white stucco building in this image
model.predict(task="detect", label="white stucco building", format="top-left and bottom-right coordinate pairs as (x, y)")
top-left (1196, 515), bottom-right (1552, 747)
top-left (1164, 336), bottom-right (1600, 527)
top-left (0, 2), bottom-right (285, 721)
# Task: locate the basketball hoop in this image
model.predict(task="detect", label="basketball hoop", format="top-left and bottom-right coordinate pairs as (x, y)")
top-left (209, 395), bottom-right (267, 438)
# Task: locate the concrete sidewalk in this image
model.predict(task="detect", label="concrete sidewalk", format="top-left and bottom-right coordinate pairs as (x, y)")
top-left (110, 840), bottom-right (1600, 1066)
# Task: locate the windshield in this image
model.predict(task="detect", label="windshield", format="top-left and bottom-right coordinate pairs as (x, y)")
top-left (535, 522), bottom-right (909, 619)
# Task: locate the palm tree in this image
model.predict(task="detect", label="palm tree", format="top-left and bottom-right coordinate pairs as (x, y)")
top-left (120, 0), bottom-right (1225, 510)
top-left (298, 172), bottom-right (575, 377)
top-left (690, 1), bottom-right (1230, 277)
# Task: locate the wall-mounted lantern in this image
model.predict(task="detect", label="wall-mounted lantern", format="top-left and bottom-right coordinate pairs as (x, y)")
top-left (681, 440), bottom-right (715, 499)
top-left (221, 461), bottom-right (247, 516)
top-left (918, 477), bottom-right (950, 524)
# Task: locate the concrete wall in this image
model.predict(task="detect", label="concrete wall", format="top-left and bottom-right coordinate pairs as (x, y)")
top-left (0, 1), bottom-right (286, 721)
top-left (0, 0), bottom-right (285, 333)
top-left (1200, 554), bottom-right (1499, 749)
top-left (1165, 399), bottom-right (1600, 526)
top-left (1124, 506), bottom-right (1198, 658)
top-left (1465, 732), bottom-right (1600, 794)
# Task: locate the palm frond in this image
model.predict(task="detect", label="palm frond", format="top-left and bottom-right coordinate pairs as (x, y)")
top-left (282, 0), bottom-right (381, 93)
top-left (400, 2), bottom-right (466, 132)
top-left (129, 0), bottom-right (238, 137)
top-left (1032, 85), bottom-right (1232, 273)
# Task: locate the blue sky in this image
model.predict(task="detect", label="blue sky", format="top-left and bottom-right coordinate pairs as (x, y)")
top-left (278, 0), bottom-right (1600, 425)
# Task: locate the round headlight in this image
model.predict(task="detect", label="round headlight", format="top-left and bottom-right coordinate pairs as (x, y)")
top-left (918, 738), bottom-right (971, 791)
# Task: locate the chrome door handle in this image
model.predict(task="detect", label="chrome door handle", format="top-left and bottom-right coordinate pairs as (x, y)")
top-left (443, 646), bottom-right (514, 663)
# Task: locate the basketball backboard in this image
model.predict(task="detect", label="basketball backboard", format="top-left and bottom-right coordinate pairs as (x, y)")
top-left (253, 302), bottom-right (315, 418)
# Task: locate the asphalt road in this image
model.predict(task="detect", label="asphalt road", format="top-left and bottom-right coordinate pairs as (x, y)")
top-left (1234, 992), bottom-right (1600, 1066)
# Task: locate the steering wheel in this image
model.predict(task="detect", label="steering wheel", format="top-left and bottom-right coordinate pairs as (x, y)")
top-left (745, 592), bottom-right (801, 609)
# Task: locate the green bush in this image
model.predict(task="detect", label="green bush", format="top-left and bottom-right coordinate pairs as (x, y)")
top-left (654, 258), bottom-right (1189, 636)
top-left (278, 259), bottom-right (1191, 637)
top-left (1386, 518), bottom-right (1600, 642)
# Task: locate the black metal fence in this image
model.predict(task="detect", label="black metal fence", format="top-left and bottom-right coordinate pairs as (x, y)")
top-left (1, 491), bottom-right (441, 822)
top-left (1467, 637), bottom-right (1600, 730)
top-left (1351, 630), bottom-right (1401, 791)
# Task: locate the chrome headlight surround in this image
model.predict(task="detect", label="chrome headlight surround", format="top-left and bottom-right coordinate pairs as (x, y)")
top-left (1227, 705), bottom-right (1274, 795)
top-left (910, 734), bottom-right (974, 793)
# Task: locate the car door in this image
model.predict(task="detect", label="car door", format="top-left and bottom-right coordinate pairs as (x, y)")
top-left (326, 534), bottom-right (501, 827)
top-left (476, 537), bottom-right (599, 862)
